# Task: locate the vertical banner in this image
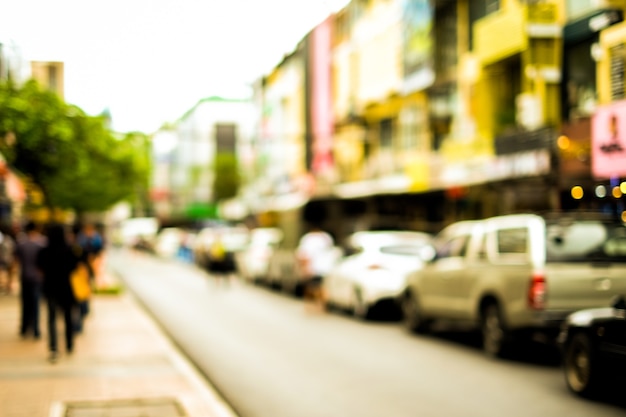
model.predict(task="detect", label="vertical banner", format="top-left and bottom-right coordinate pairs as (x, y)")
top-left (591, 101), bottom-right (626, 179)
top-left (401, 0), bottom-right (435, 94)
top-left (310, 17), bottom-right (335, 178)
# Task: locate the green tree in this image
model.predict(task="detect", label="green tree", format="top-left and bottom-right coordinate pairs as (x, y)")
top-left (212, 152), bottom-right (240, 202)
top-left (0, 80), bottom-right (150, 216)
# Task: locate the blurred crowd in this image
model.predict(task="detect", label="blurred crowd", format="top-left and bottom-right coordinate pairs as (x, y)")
top-left (0, 220), bottom-right (105, 364)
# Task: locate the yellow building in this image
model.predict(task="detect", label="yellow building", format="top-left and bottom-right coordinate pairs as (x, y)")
top-left (432, 0), bottom-right (565, 215)
top-left (332, 0), bottom-right (430, 194)
top-left (256, 0), bottom-right (594, 235)
top-left (470, 0), bottom-right (562, 140)
top-left (30, 61), bottom-right (64, 98)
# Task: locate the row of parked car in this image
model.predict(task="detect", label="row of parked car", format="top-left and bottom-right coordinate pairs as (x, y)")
top-left (398, 211), bottom-right (626, 399)
top-left (146, 212), bottom-right (625, 400)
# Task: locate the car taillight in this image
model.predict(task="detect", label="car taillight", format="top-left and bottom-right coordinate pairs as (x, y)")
top-left (528, 273), bottom-right (546, 310)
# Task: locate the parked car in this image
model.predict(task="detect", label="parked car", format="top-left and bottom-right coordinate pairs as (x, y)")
top-left (402, 212), bottom-right (626, 357)
top-left (268, 237), bottom-right (343, 296)
top-left (324, 230), bottom-right (432, 319)
top-left (266, 234), bottom-right (341, 296)
top-left (559, 295), bottom-right (626, 398)
top-left (237, 227), bottom-right (284, 283)
top-left (265, 242), bottom-right (300, 292)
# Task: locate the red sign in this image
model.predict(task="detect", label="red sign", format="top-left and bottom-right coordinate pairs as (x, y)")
top-left (592, 101), bottom-right (626, 179)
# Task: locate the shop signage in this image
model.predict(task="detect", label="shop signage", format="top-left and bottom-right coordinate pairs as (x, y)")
top-left (591, 101), bottom-right (626, 178)
top-left (564, 9), bottom-right (623, 44)
top-left (589, 10), bottom-right (622, 32)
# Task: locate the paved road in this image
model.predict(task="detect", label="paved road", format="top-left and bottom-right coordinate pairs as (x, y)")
top-left (108, 249), bottom-right (626, 417)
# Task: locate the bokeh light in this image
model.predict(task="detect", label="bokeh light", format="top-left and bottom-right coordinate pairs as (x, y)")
top-left (571, 186), bottom-right (584, 200)
top-left (557, 135), bottom-right (570, 150)
top-left (595, 185), bottom-right (607, 198)
top-left (613, 186), bottom-right (623, 199)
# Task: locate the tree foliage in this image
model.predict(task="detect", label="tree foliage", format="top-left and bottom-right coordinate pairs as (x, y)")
top-left (0, 79), bottom-right (150, 215)
top-left (212, 152), bottom-right (240, 202)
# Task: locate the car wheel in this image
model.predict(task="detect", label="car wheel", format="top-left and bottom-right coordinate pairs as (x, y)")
top-left (352, 287), bottom-right (370, 320)
top-left (564, 332), bottom-right (603, 397)
top-left (402, 292), bottom-right (429, 333)
top-left (481, 303), bottom-right (508, 357)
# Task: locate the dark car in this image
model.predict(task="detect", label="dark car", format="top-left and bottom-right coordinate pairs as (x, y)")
top-left (559, 295), bottom-right (626, 398)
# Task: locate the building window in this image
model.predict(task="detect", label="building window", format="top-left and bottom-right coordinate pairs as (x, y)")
top-left (380, 118), bottom-right (393, 149)
top-left (563, 39), bottom-right (597, 120)
top-left (469, 0), bottom-right (501, 51)
top-left (434, 1), bottom-right (457, 82)
top-left (334, 10), bottom-right (351, 46)
top-left (610, 43), bottom-right (625, 102)
top-left (400, 105), bottom-right (417, 150)
top-left (215, 123), bottom-right (237, 153)
top-left (48, 65), bottom-right (58, 92)
top-left (429, 85), bottom-right (454, 150)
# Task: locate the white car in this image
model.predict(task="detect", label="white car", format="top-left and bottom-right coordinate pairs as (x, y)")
top-left (325, 230), bottom-right (432, 320)
top-left (237, 227), bottom-right (284, 283)
top-left (154, 227), bottom-right (195, 259)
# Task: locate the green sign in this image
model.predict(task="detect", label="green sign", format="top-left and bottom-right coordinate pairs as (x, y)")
top-left (185, 203), bottom-right (218, 219)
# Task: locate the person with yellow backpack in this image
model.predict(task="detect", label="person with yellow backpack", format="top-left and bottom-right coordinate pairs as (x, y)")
top-left (206, 230), bottom-right (236, 287)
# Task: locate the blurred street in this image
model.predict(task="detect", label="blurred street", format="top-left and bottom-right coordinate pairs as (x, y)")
top-left (109, 248), bottom-right (626, 417)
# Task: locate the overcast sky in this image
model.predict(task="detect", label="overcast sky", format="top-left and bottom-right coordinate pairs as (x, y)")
top-left (2, 0), bottom-right (348, 134)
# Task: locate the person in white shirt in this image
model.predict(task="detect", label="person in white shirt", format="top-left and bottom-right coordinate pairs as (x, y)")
top-left (296, 225), bottom-right (337, 311)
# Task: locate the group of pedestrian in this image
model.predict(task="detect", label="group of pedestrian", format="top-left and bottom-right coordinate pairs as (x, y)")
top-left (13, 220), bottom-right (104, 363)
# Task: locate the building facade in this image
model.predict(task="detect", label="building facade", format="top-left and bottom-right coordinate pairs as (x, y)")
top-left (150, 97), bottom-right (255, 224)
top-left (206, 0), bottom-right (626, 242)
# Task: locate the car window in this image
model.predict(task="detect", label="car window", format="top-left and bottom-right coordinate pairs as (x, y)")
top-left (380, 244), bottom-right (425, 256)
top-left (491, 227), bottom-right (530, 264)
top-left (435, 235), bottom-right (469, 259)
top-left (546, 221), bottom-right (626, 262)
top-left (497, 228), bottom-right (528, 254)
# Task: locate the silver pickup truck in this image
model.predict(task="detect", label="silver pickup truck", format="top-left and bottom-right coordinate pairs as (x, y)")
top-left (402, 212), bottom-right (626, 357)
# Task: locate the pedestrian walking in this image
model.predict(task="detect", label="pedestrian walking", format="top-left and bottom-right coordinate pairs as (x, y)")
top-left (37, 223), bottom-right (82, 363)
top-left (73, 222), bottom-right (104, 332)
top-left (15, 221), bottom-right (46, 339)
top-left (296, 224), bottom-right (338, 313)
top-left (206, 230), bottom-right (236, 287)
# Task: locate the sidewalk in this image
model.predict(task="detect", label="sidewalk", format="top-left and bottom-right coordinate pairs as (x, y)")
top-left (0, 270), bottom-right (238, 417)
